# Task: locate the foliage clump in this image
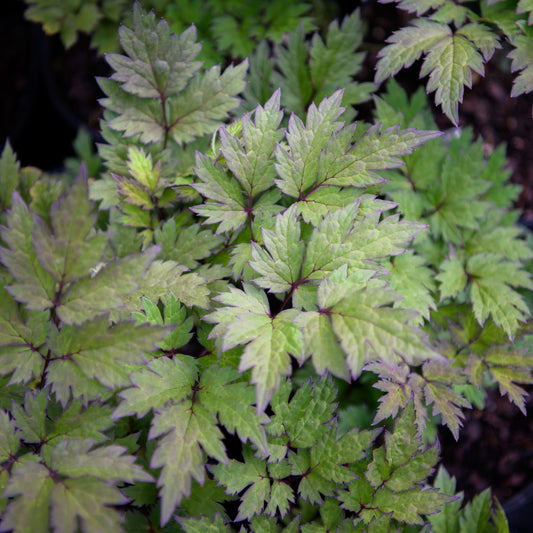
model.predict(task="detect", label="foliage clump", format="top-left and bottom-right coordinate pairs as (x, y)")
top-left (1, 2), bottom-right (531, 531)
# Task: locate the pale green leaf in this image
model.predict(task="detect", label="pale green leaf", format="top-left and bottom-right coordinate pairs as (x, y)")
top-left (47, 401), bottom-right (114, 446)
top-left (437, 256), bottom-right (467, 300)
top-left (421, 32), bottom-right (485, 125)
top-left (191, 153), bottom-right (248, 234)
top-left (206, 285), bottom-right (303, 413)
top-left (1, 461), bottom-right (54, 533)
top-left (0, 286), bottom-right (47, 384)
top-left (108, 8), bottom-right (201, 99)
top-left (220, 90), bottom-right (283, 196)
top-left (123, 260), bottom-right (210, 310)
top-left (58, 246), bottom-right (160, 324)
top-left (509, 33), bottom-right (533, 97)
top-left (45, 316), bottom-right (168, 400)
top-left (375, 20), bottom-right (450, 84)
top-left (113, 356), bottom-right (197, 419)
top-left (46, 439), bottom-right (152, 483)
top-left (49, 478), bottom-right (127, 533)
top-left (0, 194), bottom-right (56, 310)
top-left (458, 22), bottom-right (501, 61)
top-left (199, 365), bottom-right (269, 455)
top-left (467, 252), bottom-right (532, 337)
top-left (309, 268), bottom-right (440, 378)
top-left (0, 409), bottom-right (20, 462)
top-left (249, 205), bottom-right (305, 293)
top-left (384, 251), bottom-right (436, 323)
top-left (149, 401), bottom-right (228, 525)
top-left (11, 389), bottom-right (47, 443)
top-left (0, 140), bottom-right (19, 209)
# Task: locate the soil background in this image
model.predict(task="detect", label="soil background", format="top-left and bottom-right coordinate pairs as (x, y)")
top-left (1, 0), bottom-right (533, 530)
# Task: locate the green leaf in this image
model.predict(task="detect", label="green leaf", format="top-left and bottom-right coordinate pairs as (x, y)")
top-left (250, 204), bottom-right (305, 293)
top-left (102, 3), bottom-right (247, 146)
top-left (509, 32), bottom-right (533, 97)
top-left (149, 401), bottom-right (228, 525)
top-left (179, 514), bottom-right (231, 533)
top-left (107, 8), bottom-right (201, 99)
top-left (0, 194), bottom-right (56, 310)
top-left (128, 260), bottom-right (210, 310)
top-left (376, 18), bottom-right (494, 124)
top-left (0, 409), bottom-right (20, 462)
top-left (459, 489), bottom-right (492, 533)
top-left (420, 31), bottom-right (485, 125)
top-left (384, 251), bottom-right (437, 323)
top-left (437, 255), bottom-right (467, 299)
top-left (11, 389), bottom-right (48, 443)
top-left (113, 356), bottom-right (197, 419)
top-left (206, 284), bottom-right (303, 413)
top-left (47, 401), bottom-right (114, 446)
top-left (220, 90), bottom-right (284, 196)
top-left (429, 466), bottom-right (463, 533)
top-left (154, 219), bottom-right (224, 269)
top-left (191, 153), bottom-right (248, 233)
top-left (44, 438), bottom-right (152, 483)
top-left (1, 461), bottom-right (54, 533)
top-left (375, 19), bottom-right (449, 84)
top-left (299, 267), bottom-right (440, 378)
top-left (166, 61), bottom-right (248, 145)
top-left (45, 316), bottom-right (168, 404)
top-left (0, 285), bottom-right (47, 384)
top-left (268, 377), bottom-right (338, 449)
top-left (57, 246), bottom-right (160, 324)
top-left (48, 478), bottom-right (127, 533)
top-left (467, 252), bottom-right (532, 337)
top-left (32, 174), bottom-right (108, 286)
top-left (0, 140), bottom-right (19, 209)
top-left (212, 448), bottom-right (269, 521)
top-left (132, 293), bottom-right (194, 352)
top-left (199, 364), bottom-right (269, 455)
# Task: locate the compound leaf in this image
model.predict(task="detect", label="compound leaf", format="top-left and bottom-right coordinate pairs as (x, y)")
top-left (45, 316), bottom-right (168, 404)
top-left (199, 364), bottom-right (269, 455)
top-left (113, 356), bottom-right (197, 419)
top-left (467, 253), bottom-right (532, 337)
top-left (0, 194), bottom-right (55, 310)
top-left (149, 401), bottom-right (228, 525)
top-left (206, 284), bottom-right (303, 413)
top-left (219, 90), bottom-right (284, 196)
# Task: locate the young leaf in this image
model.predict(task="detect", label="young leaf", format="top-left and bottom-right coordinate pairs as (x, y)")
top-left (191, 153), bottom-right (248, 233)
top-left (219, 90), bottom-right (284, 196)
top-left (249, 205), bottom-right (305, 293)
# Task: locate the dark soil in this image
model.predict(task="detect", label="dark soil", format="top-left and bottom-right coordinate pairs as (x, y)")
top-left (1, 0), bottom-right (533, 526)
